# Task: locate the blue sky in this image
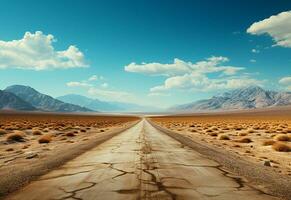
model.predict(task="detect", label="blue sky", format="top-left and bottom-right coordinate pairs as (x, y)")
top-left (0, 0), bottom-right (291, 107)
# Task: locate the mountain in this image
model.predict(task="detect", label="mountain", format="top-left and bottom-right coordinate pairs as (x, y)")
top-left (170, 86), bottom-right (291, 112)
top-left (0, 90), bottom-right (36, 111)
top-left (57, 94), bottom-right (160, 112)
top-left (57, 94), bottom-right (121, 111)
top-left (4, 85), bottom-right (92, 112)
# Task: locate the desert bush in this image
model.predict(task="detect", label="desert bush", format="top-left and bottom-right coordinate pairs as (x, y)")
top-left (262, 140), bottom-right (275, 146)
top-left (0, 129), bottom-right (7, 135)
top-left (272, 142), bottom-right (291, 152)
top-left (218, 134), bottom-right (230, 140)
top-left (274, 134), bottom-right (290, 141)
top-left (236, 137), bottom-right (252, 143)
top-left (66, 132), bottom-right (75, 137)
top-left (32, 130), bottom-right (42, 135)
top-left (6, 131), bottom-right (25, 142)
top-left (80, 129), bottom-right (86, 133)
top-left (238, 132), bottom-right (248, 136)
top-left (38, 134), bottom-right (52, 143)
top-left (208, 132), bottom-right (218, 136)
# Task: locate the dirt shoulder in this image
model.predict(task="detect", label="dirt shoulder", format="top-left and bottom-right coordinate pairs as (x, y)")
top-left (0, 120), bottom-right (140, 198)
top-left (148, 119), bottom-right (291, 200)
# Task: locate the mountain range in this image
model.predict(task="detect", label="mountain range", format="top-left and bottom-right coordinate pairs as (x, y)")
top-left (170, 86), bottom-right (291, 112)
top-left (1, 85), bottom-right (92, 112)
top-left (57, 94), bottom-right (159, 112)
top-left (1, 85), bottom-right (291, 113)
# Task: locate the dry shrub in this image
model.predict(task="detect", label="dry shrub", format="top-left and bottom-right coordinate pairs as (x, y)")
top-left (38, 134), bottom-right (52, 143)
top-left (274, 134), bottom-right (290, 141)
top-left (236, 137), bottom-right (252, 143)
top-left (66, 132), bottom-right (75, 137)
top-left (262, 140), bottom-right (275, 146)
top-left (238, 132), bottom-right (248, 136)
top-left (272, 142), bottom-right (291, 152)
top-left (0, 129), bottom-right (7, 135)
top-left (6, 131), bottom-right (25, 142)
top-left (218, 134), bottom-right (230, 140)
top-left (247, 129), bottom-right (255, 133)
top-left (32, 130), bottom-right (42, 135)
top-left (208, 132), bottom-right (218, 136)
top-left (80, 129), bottom-right (86, 133)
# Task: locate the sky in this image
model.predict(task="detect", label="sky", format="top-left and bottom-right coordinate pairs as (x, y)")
top-left (0, 0), bottom-right (291, 108)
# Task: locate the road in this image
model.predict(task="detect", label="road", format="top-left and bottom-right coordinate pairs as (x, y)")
top-left (6, 119), bottom-right (278, 200)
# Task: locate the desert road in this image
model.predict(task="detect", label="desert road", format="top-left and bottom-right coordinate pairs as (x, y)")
top-left (6, 119), bottom-right (278, 200)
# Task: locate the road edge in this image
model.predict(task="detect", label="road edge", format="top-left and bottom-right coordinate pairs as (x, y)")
top-left (0, 119), bottom-right (141, 199)
top-left (147, 118), bottom-right (291, 200)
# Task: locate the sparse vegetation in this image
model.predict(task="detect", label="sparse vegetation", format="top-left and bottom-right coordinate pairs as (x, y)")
top-left (218, 134), bottom-right (230, 140)
top-left (274, 134), bottom-right (290, 141)
top-left (236, 137), bottom-right (252, 143)
top-left (272, 142), bottom-right (291, 152)
top-left (6, 131), bottom-right (25, 142)
top-left (38, 134), bottom-right (52, 143)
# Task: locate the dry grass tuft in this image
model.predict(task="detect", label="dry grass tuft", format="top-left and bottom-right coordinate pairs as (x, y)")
top-left (208, 132), bottom-right (218, 136)
top-left (274, 134), bottom-right (290, 141)
top-left (6, 131), bottom-right (25, 142)
top-left (262, 140), bottom-right (275, 146)
top-left (236, 137), bottom-right (252, 143)
top-left (218, 134), bottom-right (230, 140)
top-left (38, 134), bottom-right (52, 143)
top-left (272, 142), bottom-right (291, 152)
top-left (32, 130), bottom-right (42, 135)
top-left (66, 132), bottom-right (75, 137)
top-left (0, 129), bottom-right (7, 135)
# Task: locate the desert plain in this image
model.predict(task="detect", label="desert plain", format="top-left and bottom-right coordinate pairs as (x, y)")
top-left (0, 108), bottom-right (290, 200)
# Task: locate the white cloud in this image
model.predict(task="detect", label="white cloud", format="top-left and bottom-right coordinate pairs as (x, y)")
top-left (66, 81), bottom-right (91, 87)
top-left (279, 76), bottom-right (291, 85)
top-left (0, 31), bottom-right (87, 70)
top-left (251, 49), bottom-right (260, 53)
top-left (88, 75), bottom-right (98, 81)
top-left (124, 56), bottom-right (244, 76)
top-left (150, 73), bottom-right (263, 93)
top-left (247, 11), bottom-right (291, 47)
top-left (101, 83), bottom-right (108, 88)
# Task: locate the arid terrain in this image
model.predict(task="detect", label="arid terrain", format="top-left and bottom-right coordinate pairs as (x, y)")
top-left (150, 108), bottom-right (291, 176)
top-left (0, 112), bottom-right (139, 196)
top-left (0, 110), bottom-right (291, 199)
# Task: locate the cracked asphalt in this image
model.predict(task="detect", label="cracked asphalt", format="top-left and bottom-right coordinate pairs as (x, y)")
top-left (5, 119), bottom-right (279, 200)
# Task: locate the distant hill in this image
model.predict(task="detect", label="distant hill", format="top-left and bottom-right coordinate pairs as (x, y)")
top-left (169, 86), bottom-right (291, 112)
top-left (57, 94), bottom-right (160, 112)
top-left (0, 90), bottom-right (36, 111)
top-left (57, 94), bottom-right (121, 111)
top-left (4, 85), bottom-right (92, 112)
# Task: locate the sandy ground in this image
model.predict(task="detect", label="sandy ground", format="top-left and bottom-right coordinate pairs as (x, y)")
top-left (150, 113), bottom-right (291, 176)
top-left (0, 112), bottom-right (139, 197)
top-left (5, 119), bottom-right (279, 200)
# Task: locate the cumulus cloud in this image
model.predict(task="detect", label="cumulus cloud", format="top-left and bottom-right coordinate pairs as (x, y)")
top-left (0, 31), bottom-right (87, 70)
top-left (66, 81), bottom-right (92, 87)
top-left (124, 56), bottom-right (244, 76)
top-left (150, 74), bottom-right (263, 93)
top-left (247, 11), bottom-right (291, 47)
top-left (279, 76), bottom-right (291, 85)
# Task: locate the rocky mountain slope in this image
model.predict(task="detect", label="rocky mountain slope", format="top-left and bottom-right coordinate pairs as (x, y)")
top-left (0, 90), bottom-right (36, 111)
top-left (170, 86), bottom-right (291, 111)
top-left (4, 85), bottom-right (92, 112)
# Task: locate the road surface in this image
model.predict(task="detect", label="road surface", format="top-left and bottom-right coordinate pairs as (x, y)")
top-left (6, 119), bottom-right (278, 200)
